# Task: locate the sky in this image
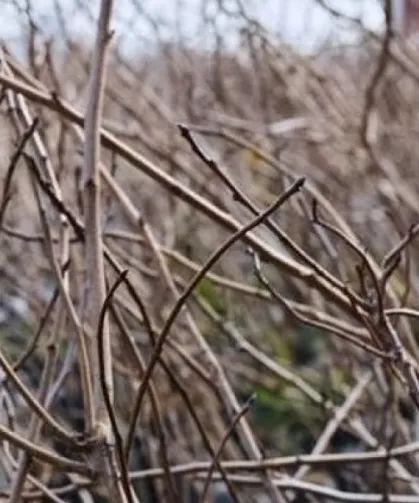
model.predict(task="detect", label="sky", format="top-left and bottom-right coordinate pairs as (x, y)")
top-left (0, 0), bottom-right (385, 55)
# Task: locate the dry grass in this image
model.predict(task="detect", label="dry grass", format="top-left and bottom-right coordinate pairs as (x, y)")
top-left (0, 0), bottom-right (419, 502)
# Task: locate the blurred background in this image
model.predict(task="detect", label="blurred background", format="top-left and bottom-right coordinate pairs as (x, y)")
top-left (1, 1), bottom-right (419, 502)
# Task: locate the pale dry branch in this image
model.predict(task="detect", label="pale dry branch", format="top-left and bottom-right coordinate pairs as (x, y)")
top-left (1, 1), bottom-right (419, 502)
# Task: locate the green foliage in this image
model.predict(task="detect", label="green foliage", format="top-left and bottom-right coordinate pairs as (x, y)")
top-left (289, 325), bottom-right (325, 366)
top-left (263, 327), bottom-right (293, 366)
top-left (197, 278), bottom-right (228, 317)
top-left (0, 322), bottom-right (33, 361)
top-left (248, 381), bottom-right (323, 455)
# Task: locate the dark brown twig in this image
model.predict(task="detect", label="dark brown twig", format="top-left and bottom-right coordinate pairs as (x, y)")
top-left (124, 177), bottom-right (304, 461)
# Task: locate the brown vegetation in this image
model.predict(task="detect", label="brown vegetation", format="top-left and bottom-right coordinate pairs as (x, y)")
top-left (1, 0), bottom-right (419, 502)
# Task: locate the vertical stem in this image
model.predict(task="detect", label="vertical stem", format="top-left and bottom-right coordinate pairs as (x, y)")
top-left (83, 0), bottom-right (114, 430)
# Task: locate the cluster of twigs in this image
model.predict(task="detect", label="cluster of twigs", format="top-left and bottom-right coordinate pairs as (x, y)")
top-left (1, 0), bottom-right (419, 502)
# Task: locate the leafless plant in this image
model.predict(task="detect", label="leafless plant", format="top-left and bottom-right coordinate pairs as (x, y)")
top-left (1, 1), bottom-right (419, 502)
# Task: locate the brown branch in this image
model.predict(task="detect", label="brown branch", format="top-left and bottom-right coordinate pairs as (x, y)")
top-left (97, 270), bottom-right (135, 503)
top-left (360, 0), bottom-right (393, 149)
top-left (124, 177), bottom-right (304, 461)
